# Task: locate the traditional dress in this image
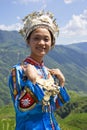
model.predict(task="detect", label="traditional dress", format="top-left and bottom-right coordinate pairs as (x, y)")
top-left (9, 57), bottom-right (70, 130)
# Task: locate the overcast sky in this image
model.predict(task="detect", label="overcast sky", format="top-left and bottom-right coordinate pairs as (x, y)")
top-left (0, 0), bottom-right (87, 45)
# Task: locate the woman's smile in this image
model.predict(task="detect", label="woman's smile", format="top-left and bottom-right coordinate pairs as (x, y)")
top-left (36, 46), bottom-right (46, 52)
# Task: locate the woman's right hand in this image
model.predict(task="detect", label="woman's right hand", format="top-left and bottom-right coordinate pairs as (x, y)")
top-left (21, 64), bottom-right (38, 84)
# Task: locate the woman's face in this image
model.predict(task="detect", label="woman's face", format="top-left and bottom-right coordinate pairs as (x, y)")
top-left (27, 28), bottom-right (52, 59)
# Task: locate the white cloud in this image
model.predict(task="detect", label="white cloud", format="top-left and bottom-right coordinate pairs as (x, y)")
top-left (13, 0), bottom-right (41, 5)
top-left (0, 23), bottom-right (22, 31)
top-left (16, 16), bottom-right (21, 20)
top-left (64, 0), bottom-right (83, 4)
top-left (57, 9), bottom-right (87, 44)
top-left (64, 0), bottom-right (73, 4)
top-left (60, 9), bottom-right (87, 36)
top-left (12, 0), bottom-right (46, 9)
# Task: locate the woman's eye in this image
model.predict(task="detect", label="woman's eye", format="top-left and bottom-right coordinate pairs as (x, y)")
top-left (32, 36), bottom-right (40, 41)
top-left (44, 38), bottom-right (49, 42)
top-left (34, 37), bottom-right (39, 40)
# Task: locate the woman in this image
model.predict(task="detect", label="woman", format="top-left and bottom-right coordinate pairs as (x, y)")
top-left (9, 11), bottom-right (70, 130)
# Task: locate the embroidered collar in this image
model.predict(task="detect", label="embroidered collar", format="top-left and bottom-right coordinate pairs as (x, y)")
top-left (24, 57), bottom-right (44, 67)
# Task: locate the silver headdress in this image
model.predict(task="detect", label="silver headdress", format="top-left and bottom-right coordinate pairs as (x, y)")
top-left (19, 10), bottom-right (59, 47)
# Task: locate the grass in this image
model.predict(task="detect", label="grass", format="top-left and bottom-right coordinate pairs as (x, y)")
top-left (59, 113), bottom-right (87, 130)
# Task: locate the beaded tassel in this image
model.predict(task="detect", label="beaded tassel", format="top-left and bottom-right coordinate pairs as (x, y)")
top-left (12, 68), bottom-right (18, 98)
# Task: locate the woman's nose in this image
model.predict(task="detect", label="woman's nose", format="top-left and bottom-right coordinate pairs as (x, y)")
top-left (39, 39), bottom-right (45, 44)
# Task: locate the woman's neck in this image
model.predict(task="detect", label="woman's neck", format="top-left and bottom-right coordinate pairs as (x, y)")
top-left (30, 55), bottom-right (43, 64)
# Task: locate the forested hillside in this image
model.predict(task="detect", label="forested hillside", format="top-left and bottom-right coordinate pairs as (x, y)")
top-left (0, 30), bottom-right (87, 106)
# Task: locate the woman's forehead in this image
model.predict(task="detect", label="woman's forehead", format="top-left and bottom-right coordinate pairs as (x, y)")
top-left (31, 28), bottom-right (51, 36)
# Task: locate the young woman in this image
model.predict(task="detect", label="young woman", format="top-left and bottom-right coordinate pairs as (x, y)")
top-left (9, 11), bottom-right (70, 130)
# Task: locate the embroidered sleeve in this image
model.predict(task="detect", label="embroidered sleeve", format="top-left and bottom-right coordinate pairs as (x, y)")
top-left (54, 87), bottom-right (70, 109)
top-left (9, 68), bottom-right (19, 102)
top-left (9, 65), bottom-right (45, 111)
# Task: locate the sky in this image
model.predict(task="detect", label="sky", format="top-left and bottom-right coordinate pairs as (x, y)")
top-left (0, 0), bottom-right (87, 45)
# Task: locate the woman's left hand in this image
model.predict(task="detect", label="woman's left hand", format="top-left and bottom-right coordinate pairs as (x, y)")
top-left (48, 68), bottom-right (65, 87)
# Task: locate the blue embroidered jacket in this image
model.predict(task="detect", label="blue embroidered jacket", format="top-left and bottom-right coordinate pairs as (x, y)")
top-left (9, 58), bottom-right (70, 130)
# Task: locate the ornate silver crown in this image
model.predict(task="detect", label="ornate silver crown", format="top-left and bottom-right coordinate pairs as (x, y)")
top-left (19, 10), bottom-right (59, 46)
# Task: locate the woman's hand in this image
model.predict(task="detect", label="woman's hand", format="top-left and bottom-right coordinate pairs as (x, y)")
top-left (48, 68), bottom-right (65, 87)
top-left (21, 64), bottom-right (38, 84)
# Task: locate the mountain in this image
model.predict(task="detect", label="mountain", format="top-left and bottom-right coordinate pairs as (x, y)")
top-left (66, 42), bottom-right (87, 53)
top-left (0, 30), bottom-right (87, 106)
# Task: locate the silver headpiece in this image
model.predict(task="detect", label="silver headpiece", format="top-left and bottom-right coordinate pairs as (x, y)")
top-left (19, 11), bottom-right (59, 47)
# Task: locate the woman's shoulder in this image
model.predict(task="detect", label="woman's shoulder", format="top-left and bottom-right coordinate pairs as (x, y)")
top-left (12, 63), bottom-right (22, 69)
top-left (10, 63), bottom-right (23, 75)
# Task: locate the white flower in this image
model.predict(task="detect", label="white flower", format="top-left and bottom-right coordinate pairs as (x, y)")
top-left (21, 98), bottom-right (31, 106)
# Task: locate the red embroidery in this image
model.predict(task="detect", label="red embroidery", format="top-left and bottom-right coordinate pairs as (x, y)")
top-left (55, 99), bottom-right (60, 108)
top-left (19, 92), bottom-right (36, 109)
top-left (24, 57), bottom-right (44, 66)
top-left (19, 87), bottom-right (38, 111)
